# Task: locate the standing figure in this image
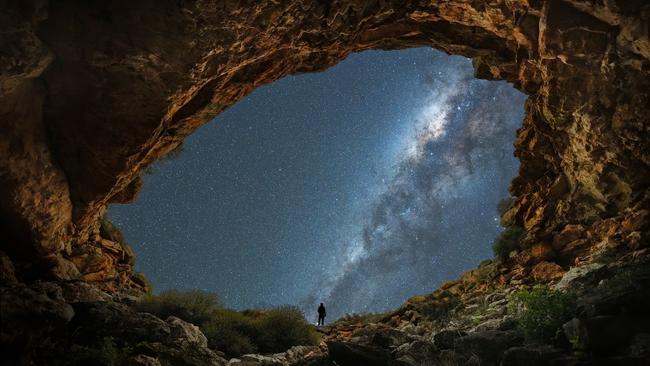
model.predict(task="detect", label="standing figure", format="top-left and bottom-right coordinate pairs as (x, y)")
top-left (317, 303), bottom-right (326, 326)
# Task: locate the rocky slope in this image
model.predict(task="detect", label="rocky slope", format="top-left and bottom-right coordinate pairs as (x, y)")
top-left (318, 245), bottom-right (650, 365)
top-left (1, 0), bottom-right (649, 365)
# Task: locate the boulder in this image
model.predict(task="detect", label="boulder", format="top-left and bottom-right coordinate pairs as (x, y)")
top-left (530, 244), bottom-right (555, 262)
top-left (563, 316), bottom-right (641, 356)
top-left (432, 329), bottom-right (467, 349)
top-left (69, 301), bottom-right (227, 366)
top-left (167, 316), bottom-right (209, 348)
top-left (231, 354), bottom-right (284, 365)
top-left (370, 327), bottom-right (415, 348)
top-left (70, 301), bottom-right (171, 344)
top-left (60, 280), bottom-right (112, 302)
top-left (552, 225), bottom-right (586, 251)
top-left (453, 330), bottom-right (524, 364)
top-left (327, 341), bottom-right (392, 366)
top-left (554, 263), bottom-right (608, 290)
top-left (392, 340), bottom-right (436, 365)
top-left (531, 261), bottom-right (565, 283)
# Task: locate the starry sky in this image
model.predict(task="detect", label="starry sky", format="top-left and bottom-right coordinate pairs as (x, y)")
top-left (109, 48), bottom-right (526, 321)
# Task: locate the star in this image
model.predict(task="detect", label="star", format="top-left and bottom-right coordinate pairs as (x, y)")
top-left (109, 48), bottom-right (525, 319)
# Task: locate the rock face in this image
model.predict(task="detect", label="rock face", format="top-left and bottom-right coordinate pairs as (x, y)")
top-left (0, 1), bottom-right (649, 365)
top-left (1, 0), bottom-right (648, 290)
top-left (317, 257), bottom-right (650, 366)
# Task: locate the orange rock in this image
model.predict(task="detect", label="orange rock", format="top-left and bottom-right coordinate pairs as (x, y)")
top-left (531, 243), bottom-right (555, 261)
top-left (591, 219), bottom-right (619, 242)
top-left (531, 261), bottom-right (565, 283)
top-left (441, 280), bottom-right (459, 290)
top-left (514, 250), bottom-right (534, 266)
top-left (552, 224), bottom-right (586, 250)
top-left (622, 210), bottom-right (649, 234)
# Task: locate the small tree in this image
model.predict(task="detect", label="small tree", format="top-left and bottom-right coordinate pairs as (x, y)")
top-left (509, 285), bottom-right (575, 342)
top-left (492, 226), bottom-right (524, 260)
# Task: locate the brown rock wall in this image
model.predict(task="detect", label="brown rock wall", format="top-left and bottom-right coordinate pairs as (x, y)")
top-left (0, 0), bottom-right (648, 290)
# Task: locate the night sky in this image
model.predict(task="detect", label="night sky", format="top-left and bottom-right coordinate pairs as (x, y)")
top-left (109, 48), bottom-right (526, 321)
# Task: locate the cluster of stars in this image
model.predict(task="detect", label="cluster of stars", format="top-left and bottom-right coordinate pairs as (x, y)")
top-left (109, 48), bottom-right (525, 320)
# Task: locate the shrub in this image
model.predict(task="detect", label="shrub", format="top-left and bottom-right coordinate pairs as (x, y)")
top-left (135, 289), bottom-right (220, 325)
top-left (508, 285), bottom-right (575, 342)
top-left (202, 310), bottom-right (258, 356)
top-left (67, 336), bottom-right (132, 366)
top-left (135, 291), bottom-right (317, 358)
top-left (254, 306), bottom-right (318, 354)
top-left (492, 226), bottom-right (524, 260)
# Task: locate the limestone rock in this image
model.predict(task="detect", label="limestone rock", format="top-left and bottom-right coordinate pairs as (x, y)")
top-left (167, 316), bottom-right (209, 348)
top-left (555, 263), bottom-right (607, 290)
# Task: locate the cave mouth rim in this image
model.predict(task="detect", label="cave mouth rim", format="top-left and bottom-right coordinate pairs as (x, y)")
top-left (107, 47), bottom-right (527, 316)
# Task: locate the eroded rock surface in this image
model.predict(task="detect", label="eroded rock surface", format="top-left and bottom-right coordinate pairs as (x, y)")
top-left (1, 0), bottom-right (648, 290)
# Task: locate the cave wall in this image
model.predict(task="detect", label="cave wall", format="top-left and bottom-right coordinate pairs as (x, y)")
top-left (1, 0), bottom-right (648, 291)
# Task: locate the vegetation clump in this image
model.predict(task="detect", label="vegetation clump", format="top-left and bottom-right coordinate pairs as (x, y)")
top-left (136, 289), bottom-right (220, 325)
top-left (66, 336), bottom-right (132, 366)
top-left (492, 226), bottom-right (525, 260)
top-left (135, 290), bottom-right (318, 358)
top-left (508, 285), bottom-right (575, 342)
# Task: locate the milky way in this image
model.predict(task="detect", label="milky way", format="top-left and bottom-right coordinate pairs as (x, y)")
top-left (109, 48), bottom-right (525, 320)
top-left (307, 58), bottom-right (526, 319)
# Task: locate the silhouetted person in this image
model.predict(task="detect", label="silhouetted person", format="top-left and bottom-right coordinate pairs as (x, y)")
top-left (317, 303), bottom-right (326, 326)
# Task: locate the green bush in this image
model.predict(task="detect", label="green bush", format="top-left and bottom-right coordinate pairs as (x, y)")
top-left (254, 306), bottom-right (318, 354)
top-left (508, 285), bottom-right (575, 342)
top-left (135, 289), bottom-right (220, 325)
top-left (492, 226), bottom-right (524, 260)
top-left (135, 291), bottom-right (317, 358)
top-left (202, 310), bottom-right (258, 356)
top-left (67, 336), bottom-right (132, 366)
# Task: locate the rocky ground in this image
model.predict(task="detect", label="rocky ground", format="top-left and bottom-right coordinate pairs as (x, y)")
top-left (319, 248), bottom-right (650, 365)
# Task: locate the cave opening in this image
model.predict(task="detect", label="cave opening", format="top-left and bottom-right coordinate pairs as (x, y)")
top-left (108, 47), bottom-right (526, 321)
